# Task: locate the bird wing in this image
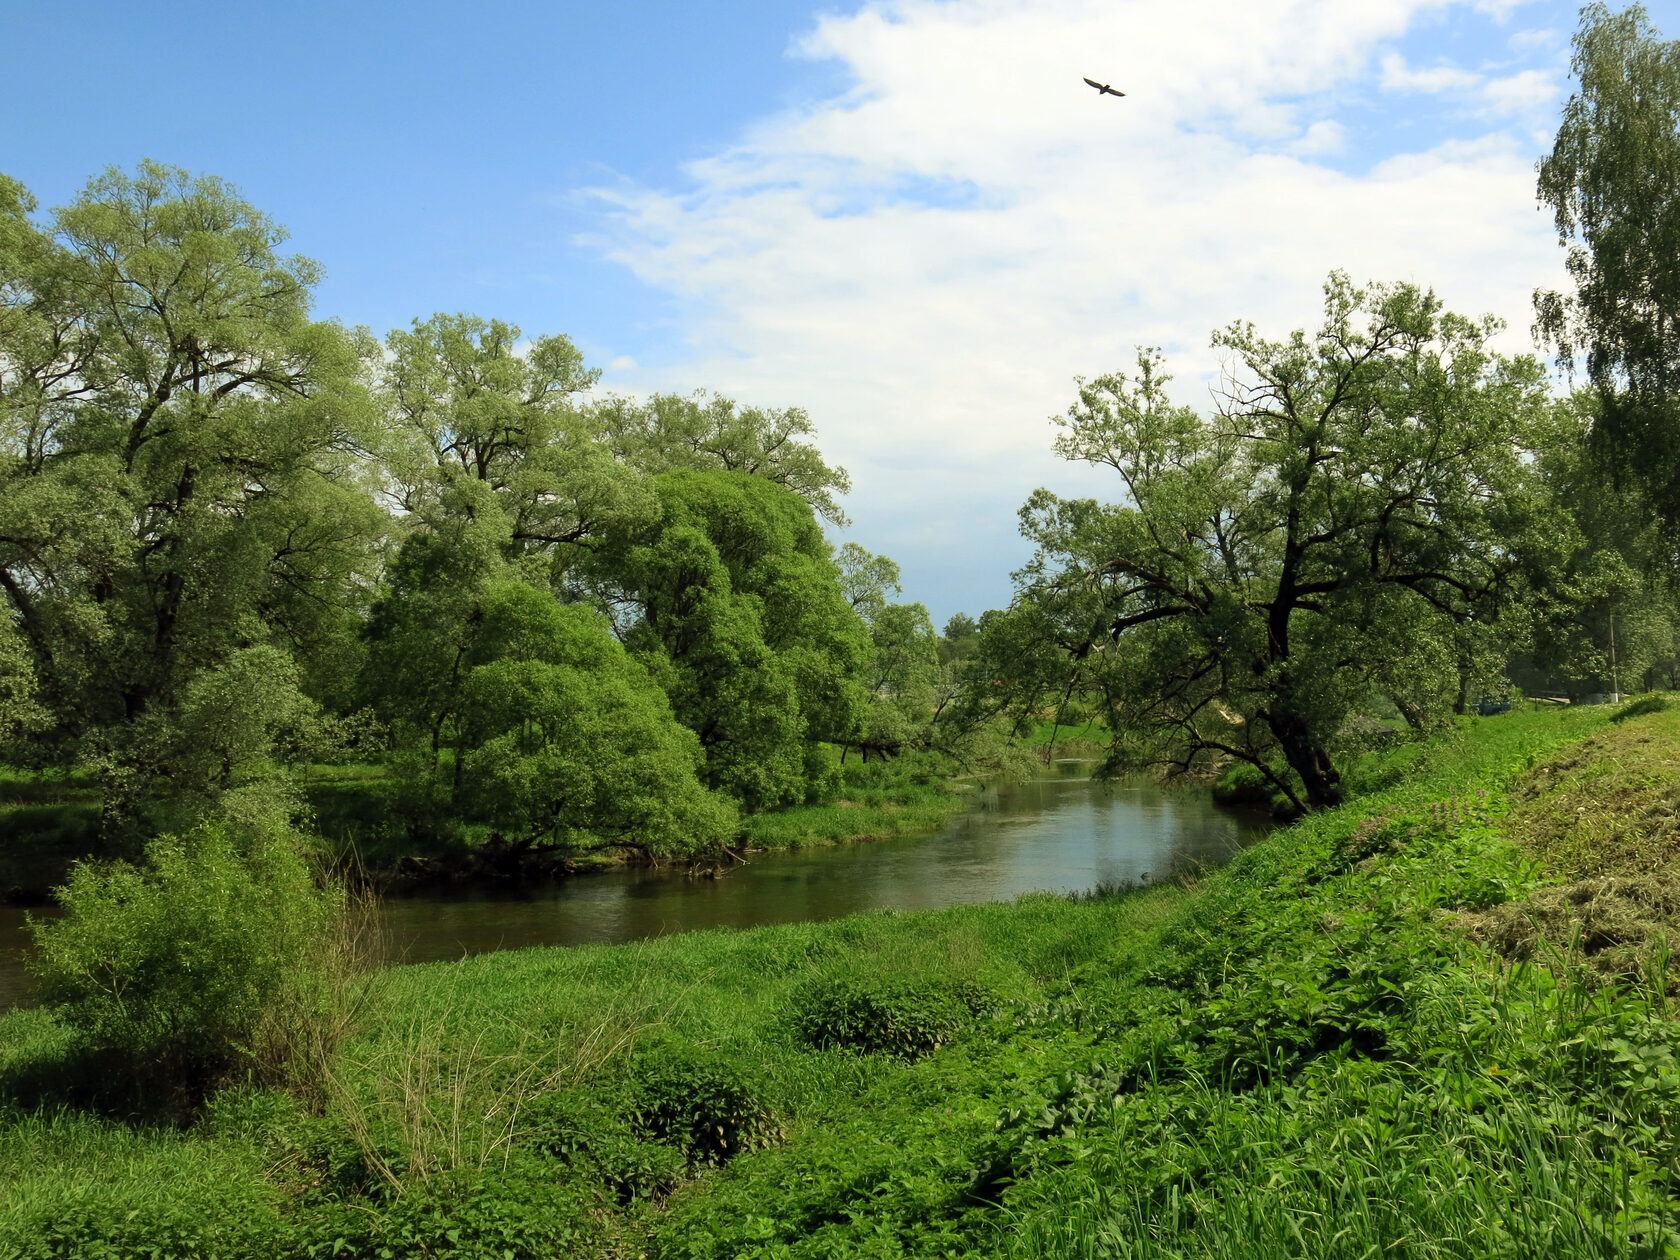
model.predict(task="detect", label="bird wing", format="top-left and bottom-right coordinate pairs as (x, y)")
top-left (1083, 77), bottom-right (1104, 90)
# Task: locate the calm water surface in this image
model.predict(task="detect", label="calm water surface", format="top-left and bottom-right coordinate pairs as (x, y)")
top-left (0, 765), bottom-right (1267, 1009)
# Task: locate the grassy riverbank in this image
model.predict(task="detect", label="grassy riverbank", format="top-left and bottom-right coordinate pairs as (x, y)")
top-left (4, 703), bottom-right (1679, 1257)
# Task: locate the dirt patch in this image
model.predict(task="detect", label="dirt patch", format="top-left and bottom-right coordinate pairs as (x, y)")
top-left (1457, 874), bottom-right (1680, 989)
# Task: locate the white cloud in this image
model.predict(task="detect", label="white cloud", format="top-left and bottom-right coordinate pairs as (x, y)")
top-left (1288, 119), bottom-right (1348, 156)
top-left (607, 354), bottom-right (639, 372)
top-left (1480, 67), bottom-right (1558, 114)
top-left (1508, 26), bottom-right (1562, 53)
top-left (1379, 51), bottom-right (1482, 93)
top-left (578, 0), bottom-right (1567, 616)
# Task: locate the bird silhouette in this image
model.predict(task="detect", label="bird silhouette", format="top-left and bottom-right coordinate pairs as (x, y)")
top-left (1083, 76), bottom-right (1126, 98)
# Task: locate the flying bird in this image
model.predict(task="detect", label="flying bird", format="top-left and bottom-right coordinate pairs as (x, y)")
top-left (1083, 76), bottom-right (1126, 97)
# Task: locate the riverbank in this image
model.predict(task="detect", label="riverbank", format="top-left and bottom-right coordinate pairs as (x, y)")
top-left (0, 753), bottom-right (978, 902)
top-left (4, 703), bottom-right (1678, 1256)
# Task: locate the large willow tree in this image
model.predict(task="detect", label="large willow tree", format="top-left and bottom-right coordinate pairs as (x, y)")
top-left (1537, 2), bottom-right (1680, 542)
top-left (1010, 276), bottom-right (1570, 811)
top-left (0, 164), bottom-right (383, 821)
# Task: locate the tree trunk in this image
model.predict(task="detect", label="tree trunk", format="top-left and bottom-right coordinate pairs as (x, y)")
top-left (1269, 713), bottom-right (1343, 809)
top-left (1390, 693), bottom-right (1430, 732)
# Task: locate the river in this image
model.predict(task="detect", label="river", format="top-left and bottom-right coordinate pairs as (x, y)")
top-left (0, 763), bottom-right (1268, 1010)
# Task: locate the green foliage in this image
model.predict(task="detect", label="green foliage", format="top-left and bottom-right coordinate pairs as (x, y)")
top-left (456, 584), bottom-right (736, 855)
top-left (291, 1156), bottom-right (596, 1260)
top-left (627, 1046), bottom-right (780, 1166)
top-left (1538, 3), bottom-right (1680, 529)
top-left (525, 1091), bottom-right (689, 1201)
top-left (1613, 692), bottom-right (1671, 722)
top-left (589, 389), bottom-right (853, 525)
top-left (1010, 278), bottom-right (1568, 809)
top-left (0, 162), bottom-right (385, 807)
top-left (598, 469), bottom-right (871, 810)
top-left (19, 708), bottom-right (1680, 1260)
top-left (789, 976), bottom-right (992, 1058)
top-left (26, 822), bottom-right (337, 1098)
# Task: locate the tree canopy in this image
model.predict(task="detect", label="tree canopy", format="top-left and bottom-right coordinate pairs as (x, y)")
top-left (1537, 2), bottom-right (1680, 540)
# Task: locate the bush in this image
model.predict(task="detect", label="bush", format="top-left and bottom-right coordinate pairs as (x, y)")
top-left (788, 977), bottom-right (991, 1058)
top-left (525, 1092), bottom-right (689, 1201)
top-left (1211, 761), bottom-right (1295, 814)
top-left (28, 822), bottom-right (343, 1103)
top-left (627, 1047), bottom-right (780, 1166)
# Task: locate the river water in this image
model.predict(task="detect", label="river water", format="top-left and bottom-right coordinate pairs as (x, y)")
top-left (0, 763), bottom-right (1268, 1010)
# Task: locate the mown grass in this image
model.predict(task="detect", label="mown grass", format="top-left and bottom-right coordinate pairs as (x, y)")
top-left (7, 703), bottom-right (1680, 1258)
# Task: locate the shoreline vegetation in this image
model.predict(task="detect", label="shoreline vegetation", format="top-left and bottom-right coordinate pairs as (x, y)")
top-left (5, 704), bottom-right (1680, 1255)
top-left (1, 719), bottom-right (1104, 903)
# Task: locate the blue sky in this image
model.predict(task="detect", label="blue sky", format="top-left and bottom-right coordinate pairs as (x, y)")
top-left (6, 0), bottom-right (1677, 622)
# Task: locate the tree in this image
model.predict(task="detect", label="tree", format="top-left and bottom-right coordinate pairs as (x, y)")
top-left (1537, 3), bottom-right (1680, 539)
top-left (1012, 276), bottom-right (1564, 810)
top-left (0, 163), bottom-right (383, 820)
top-left (939, 613), bottom-right (980, 667)
top-left (588, 390), bottom-right (853, 524)
top-left (378, 312), bottom-right (654, 575)
top-left (592, 469), bottom-right (870, 809)
top-left (454, 584), bottom-right (735, 858)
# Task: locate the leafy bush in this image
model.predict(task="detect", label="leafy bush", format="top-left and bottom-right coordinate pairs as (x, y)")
top-left (1211, 760), bottom-right (1297, 814)
top-left (291, 1155), bottom-right (595, 1260)
top-left (627, 1047), bottom-right (780, 1166)
top-left (28, 822), bottom-right (341, 1101)
top-left (789, 976), bottom-right (991, 1058)
top-left (525, 1092), bottom-right (689, 1200)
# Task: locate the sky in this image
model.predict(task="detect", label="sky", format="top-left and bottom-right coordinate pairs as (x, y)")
top-left (5, 0), bottom-right (1678, 624)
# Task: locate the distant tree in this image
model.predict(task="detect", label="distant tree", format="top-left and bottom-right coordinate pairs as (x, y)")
top-left (1011, 277), bottom-right (1568, 811)
top-left (1537, 2), bottom-right (1680, 539)
top-left (938, 613), bottom-right (980, 667)
top-left (835, 542), bottom-right (902, 620)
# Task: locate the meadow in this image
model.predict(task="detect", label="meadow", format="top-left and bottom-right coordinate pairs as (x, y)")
top-left (3, 702), bottom-right (1678, 1258)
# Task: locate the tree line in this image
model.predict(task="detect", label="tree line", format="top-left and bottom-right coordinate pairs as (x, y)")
top-left (6, 3), bottom-right (1680, 863)
top-left (0, 163), bottom-right (994, 862)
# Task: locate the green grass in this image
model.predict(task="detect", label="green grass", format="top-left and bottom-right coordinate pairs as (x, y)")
top-left (738, 781), bottom-right (972, 850)
top-left (8, 705), bottom-right (1680, 1257)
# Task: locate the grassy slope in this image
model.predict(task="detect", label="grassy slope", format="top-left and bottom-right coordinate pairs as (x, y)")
top-left (4, 705), bottom-right (1680, 1258)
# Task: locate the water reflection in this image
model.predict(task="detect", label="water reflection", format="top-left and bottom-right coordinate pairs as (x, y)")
top-left (0, 768), bottom-right (1268, 1008)
top-left (376, 769), bottom-right (1266, 965)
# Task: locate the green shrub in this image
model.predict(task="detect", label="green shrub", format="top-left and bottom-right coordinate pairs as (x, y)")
top-left (1211, 761), bottom-right (1297, 814)
top-left (27, 822), bottom-right (340, 1101)
top-left (525, 1092), bottom-right (689, 1201)
top-left (291, 1154), bottom-right (595, 1260)
top-left (788, 976), bottom-right (991, 1058)
top-left (627, 1047), bottom-right (780, 1166)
